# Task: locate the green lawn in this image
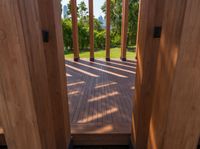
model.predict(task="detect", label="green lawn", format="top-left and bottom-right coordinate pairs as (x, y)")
top-left (65, 47), bottom-right (136, 60)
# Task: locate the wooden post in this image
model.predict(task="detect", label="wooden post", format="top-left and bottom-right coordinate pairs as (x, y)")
top-left (147, 0), bottom-right (200, 148)
top-left (132, 0), bottom-right (165, 148)
top-left (0, 0), bottom-right (71, 148)
top-left (105, 0), bottom-right (111, 61)
top-left (89, 0), bottom-right (94, 61)
top-left (37, 0), bottom-right (71, 148)
top-left (120, 0), bottom-right (129, 61)
top-left (71, 0), bottom-right (80, 61)
top-left (133, 0), bottom-right (200, 149)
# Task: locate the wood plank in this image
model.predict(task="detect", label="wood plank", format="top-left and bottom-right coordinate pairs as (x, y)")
top-left (66, 59), bottom-right (135, 138)
top-left (120, 0), bottom-right (129, 61)
top-left (71, 0), bottom-right (80, 61)
top-left (71, 123), bottom-right (131, 134)
top-left (0, 0), bottom-right (46, 148)
top-left (131, 0), bottom-right (165, 148)
top-left (72, 134), bottom-right (130, 146)
top-left (148, 0), bottom-right (200, 148)
top-left (105, 0), bottom-right (111, 60)
top-left (37, 0), bottom-right (71, 147)
top-left (0, 0), bottom-right (71, 148)
top-left (89, 0), bottom-right (94, 61)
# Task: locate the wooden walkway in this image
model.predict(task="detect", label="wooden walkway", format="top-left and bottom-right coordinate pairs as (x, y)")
top-left (65, 59), bottom-right (136, 135)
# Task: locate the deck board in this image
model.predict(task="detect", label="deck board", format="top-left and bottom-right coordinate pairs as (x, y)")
top-left (66, 59), bottom-right (136, 134)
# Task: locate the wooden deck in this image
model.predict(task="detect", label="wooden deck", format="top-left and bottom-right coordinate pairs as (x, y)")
top-left (65, 59), bottom-right (136, 135)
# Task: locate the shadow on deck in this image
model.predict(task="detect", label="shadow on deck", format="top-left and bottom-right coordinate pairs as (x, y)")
top-left (65, 59), bottom-right (136, 136)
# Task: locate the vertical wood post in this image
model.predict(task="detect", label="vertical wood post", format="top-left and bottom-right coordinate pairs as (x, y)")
top-left (0, 0), bottom-right (51, 148)
top-left (89, 0), bottom-right (94, 61)
top-left (133, 0), bottom-right (200, 149)
top-left (120, 0), bottom-right (129, 61)
top-left (105, 0), bottom-right (111, 61)
top-left (37, 0), bottom-right (71, 148)
top-left (132, 0), bottom-right (165, 148)
top-left (147, 0), bottom-right (200, 148)
top-left (0, 0), bottom-right (71, 148)
top-left (71, 0), bottom-right (80, 61)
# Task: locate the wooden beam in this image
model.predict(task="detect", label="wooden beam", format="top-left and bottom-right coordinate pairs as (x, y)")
top-left (0, 0), bottom-right (71, 148)
top-left (147, 0), bottom-right (200, 148)
top-left (71, 0), bottom-right (80, 61)
top-left (132, 0), bottom-right (165, 148)
top-left (37, 0), bottom-right (71, 148)
top-left (120, 0), bottom-right (129, 61)
top-left (105, 0), bottom-right (111, 61)
top-left (89, 0), bottom-right (94, 61)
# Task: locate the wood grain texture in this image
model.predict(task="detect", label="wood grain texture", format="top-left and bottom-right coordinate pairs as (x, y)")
top-left (148, 0), bottom-right (200, 148)
top-left (120, 0), bottom-right (129, 60)
top-left (0, 0), bottom-right (44, 148)
top-left (132, 0), bottom-right (165, 148)
top-left (72, 134), bottom-right (131, 146)
top-left (71, 0), bottom-right (80, 59)
top-left (105, 0), bottom-right (111, 59)
top-left (89, 0), bottom-right (94, 59)
top-left (133, 0), bottom-right (200, 149)
top-left (66, 59), bottom-right (135, 136)
top-left (0, 0), bottom-right (71, 148)
top-left (37, 0), bottom-right (71, 147)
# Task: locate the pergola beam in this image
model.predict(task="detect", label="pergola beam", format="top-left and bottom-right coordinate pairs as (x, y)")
top-left (120, 0), bottom-right (129, 61)
top-left (89, 0), bottom-right (94, 61)
top-left (105, 0), bottom-right (111, 61)
top-left (71, 0), bottom-right (80, 61)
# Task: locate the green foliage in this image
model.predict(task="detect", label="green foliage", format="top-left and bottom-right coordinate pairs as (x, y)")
top-left (94, 30), bottom-right (106, 49)
top-left (62, 0), bottom-right (138, 53)
top-left (101, 0), bottom-right (139, 46)
top-left (78, 1), bottom-right (88, 21)
top-left (62, 19), bottom-right (72, 53)
top-left (101, 0), bottom-right (122, 36)
top-left (78, 21), bottom-right (89, 50)
top-left (110, 31), bottom-right (121, 47)
top-left (62, 17), bottom-right (105, 51)
top-left (128, 0), bottom-right (139, 45)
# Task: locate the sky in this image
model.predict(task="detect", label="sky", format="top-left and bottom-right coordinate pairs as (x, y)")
top-left (61, 0), bottom-right (105, 18)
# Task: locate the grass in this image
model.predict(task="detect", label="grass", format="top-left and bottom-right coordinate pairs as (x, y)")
top-left (65, 47), bottom-right (136, 60)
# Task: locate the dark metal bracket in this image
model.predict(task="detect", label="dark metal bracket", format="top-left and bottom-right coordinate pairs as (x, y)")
top-left (42, 30), bottom-right (49, 43)
top-left (153, 26), bottom-right (162, 38)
